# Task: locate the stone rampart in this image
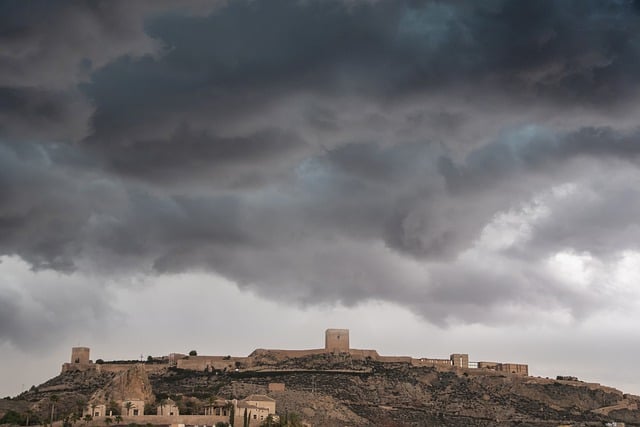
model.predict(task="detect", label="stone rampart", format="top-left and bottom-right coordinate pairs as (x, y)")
top-left (96, 363), bottom-right (167, 374)
top-left (348, 349), bottom-right (380, 359)
top-left (376, 355), bottom-right (413, 363)
top-left (176, 355), bottom-right (252, 371)
top-left (411, 358), bottom-right (452, 367)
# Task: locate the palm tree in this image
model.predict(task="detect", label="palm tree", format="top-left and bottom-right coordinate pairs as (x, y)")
top-left (114, 415), bottom-right (123, 424)
top-left (205, 396), bottom-right (219, 416)
top-left (158, 399), bottom-right (167, 416)
top-left (90, 404), bottom-right (97, 418)
top-left (124, 402), bottom-right (133, 417)
top-left (50, 395), bottom-right (59, 426)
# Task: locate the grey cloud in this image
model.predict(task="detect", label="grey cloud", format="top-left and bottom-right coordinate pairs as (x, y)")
top-left (0, 258), bottom-right (119, 350)
top-left (2, 0), bottom-right (640, 338)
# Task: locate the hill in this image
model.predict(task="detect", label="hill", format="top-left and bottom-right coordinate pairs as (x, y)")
top-left (2, 351), bottom-right (640, 427)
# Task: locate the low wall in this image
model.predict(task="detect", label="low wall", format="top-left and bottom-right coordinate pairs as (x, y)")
top-left (477, 361), bottom-right (528, 376)
top-left (97, 363), bottom-right (167, 374)
top-left (177, 356), bottom-right (251, 371)
top-left (411, 358), bottom-right (452, 367)
top-left (376, 355), bottom-right (413, 363)
top-left (349, 349), bottom-right (380, 359)
top-left (251, 348), bottom-right (328, 358)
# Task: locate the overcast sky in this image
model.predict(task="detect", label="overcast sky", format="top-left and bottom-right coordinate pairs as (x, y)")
top-left (2, 0), bottom-right (640, 397)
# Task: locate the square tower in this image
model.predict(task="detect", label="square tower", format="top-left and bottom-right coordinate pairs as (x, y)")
top-left (450, 353), bottom-right (469, 368)
top-left (71, 347), bottom-right (91, 364)
top-left (325, 329), bottom-right (349, 353)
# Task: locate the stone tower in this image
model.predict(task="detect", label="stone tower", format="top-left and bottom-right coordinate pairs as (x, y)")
top-left (325, 329), bottom-right (349, 353)
top-left (71, 347), bottom-right (90, 364)
top-left (450, 353), bottom-right (469, 368)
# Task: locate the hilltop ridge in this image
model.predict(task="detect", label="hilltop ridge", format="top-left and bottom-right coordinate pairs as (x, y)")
top-left (2, 329), bottom-right (640, 426)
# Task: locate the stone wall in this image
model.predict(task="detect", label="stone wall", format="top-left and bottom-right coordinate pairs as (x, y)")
top-left (348, 349), bottom-right (380, 359)
top-left (411, 358), bottom-right (452, 367)
top-left (478, 361), bottom-right (528, 375)
top-left (176, 355), bottom-right (252, 371)
top-left (497, 363), bottom-right (528, 375)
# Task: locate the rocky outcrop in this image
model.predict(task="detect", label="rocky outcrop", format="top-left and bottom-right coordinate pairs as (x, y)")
top-left (90, 364), bottom-right (154, 404)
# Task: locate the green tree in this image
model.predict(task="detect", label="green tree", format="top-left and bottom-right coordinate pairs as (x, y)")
top-left (104, 417), bottom-right (113, 427)
top-left (228, 403), bottom-right (235, 427)
top-left (107, 401), bottom-right (120, 417)
top-left (260, 414), bottom-right (275, 427)
top-left (114, 415), bottom-right (123, 424)
top-left (69, 412), bottom-right (80, 427)
top-left (0, 410), bottom-right (24, 425)
top-left (286, 413), bottom-right (302, 427)
top-left (189, 350), bottom-right (197, 356)
top-left (124, 402), bottom-right (133, 417)
top-left (75, 398), bottom-right (87, 419)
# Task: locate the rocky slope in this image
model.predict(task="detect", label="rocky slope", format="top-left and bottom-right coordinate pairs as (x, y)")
top-left (4, 353), bottom-right (640, 426)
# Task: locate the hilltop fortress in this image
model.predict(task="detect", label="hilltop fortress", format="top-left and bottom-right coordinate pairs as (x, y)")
top-left (63, 328), bottom-right (528, 376)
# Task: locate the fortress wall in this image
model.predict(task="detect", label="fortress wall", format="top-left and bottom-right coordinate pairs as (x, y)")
top-left (349, 349), bottom-right (380, 359)
top-left (497, 363), bottom-right (528, 375)
top-left (411, 358), bottom-right (452, 367)
top-left (376, 355), bottom-right (413, 363)
top-left (477, 361), bottom-right (528, 376)
top-left (96, 363), bottom-right (166, 374)
top-left (61, 362), bottom-right (95, 373)
top-left (177, 356), bottom-right (252, 371)
top-left (478, 361), bottom-right (499, 369)
top-left (253, 349), bottom-right (328, 358)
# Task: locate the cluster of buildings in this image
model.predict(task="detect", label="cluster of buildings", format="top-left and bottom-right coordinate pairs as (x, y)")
top-left (82, 395), bottom-right (278, 424)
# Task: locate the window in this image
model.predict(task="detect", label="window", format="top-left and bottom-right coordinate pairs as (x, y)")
top-left (133, 410), bottom-right (139, 416)
top-left (253, 414), bottom-right (257, 420)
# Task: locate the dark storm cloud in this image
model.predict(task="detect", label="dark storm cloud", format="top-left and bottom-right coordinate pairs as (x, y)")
top-left (2, 0), bottom-right (640, 346)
